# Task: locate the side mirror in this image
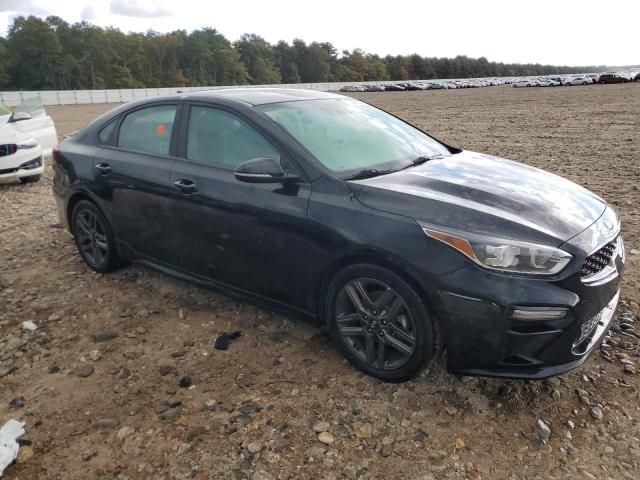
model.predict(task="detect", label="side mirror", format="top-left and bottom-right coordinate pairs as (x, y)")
top-left (234, 157), bottom-right (299, 184)
top-left (9, 111), bottom-right (32, 123)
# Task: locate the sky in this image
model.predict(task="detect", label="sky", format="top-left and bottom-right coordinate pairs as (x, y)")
top-left (0, 0), bottom-right (638, 66)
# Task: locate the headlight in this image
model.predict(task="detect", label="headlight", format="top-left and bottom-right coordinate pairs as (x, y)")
top-left (420, 225), bottom-right (572, 276)
top-left (17, 138), bottom-right (38, 149)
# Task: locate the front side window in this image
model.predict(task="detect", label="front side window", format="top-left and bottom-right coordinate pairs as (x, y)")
top-left (186, 106), bottom-right (280, 169)
top-left (118, 105), bottom-right (176, 155)
top-left (258, 98), bottom-right (451, 176)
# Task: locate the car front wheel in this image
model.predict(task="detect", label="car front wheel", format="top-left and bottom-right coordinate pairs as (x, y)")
top-left (71, 200), bottom-right (122, 273)
top-left (326, 264), bottom-right (438, 382)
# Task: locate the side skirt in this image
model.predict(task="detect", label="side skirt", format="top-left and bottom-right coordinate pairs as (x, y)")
top-left (130, 255), bottom-right (317, 326)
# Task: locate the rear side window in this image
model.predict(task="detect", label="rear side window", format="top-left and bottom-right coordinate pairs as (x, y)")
top-left (186, 106), bottom-right (280, 169)
top-left (98, 119), bottom-right (117, 145)
top-left (118, 105), bottom-right (177, 155)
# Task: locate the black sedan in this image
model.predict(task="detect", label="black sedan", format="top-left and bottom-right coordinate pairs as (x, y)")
top-left (52, 89), bottom-right (624, 382)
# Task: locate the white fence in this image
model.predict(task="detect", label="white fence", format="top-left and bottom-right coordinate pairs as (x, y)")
top-left (0, 82), bottom-right (376, 107)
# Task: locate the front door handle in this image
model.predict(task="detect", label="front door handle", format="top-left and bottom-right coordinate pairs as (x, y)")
top-left (173, 179), bottom-right (198, 195)
top-left (95, 163), bottom-right (112, 175)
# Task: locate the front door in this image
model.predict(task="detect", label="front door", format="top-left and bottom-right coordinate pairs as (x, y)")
top-left (168, 105), bottom-right (312, 310)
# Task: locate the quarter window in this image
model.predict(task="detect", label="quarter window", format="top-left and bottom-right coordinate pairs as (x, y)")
top-left (186, 106), bottom-right (280, 169)
top-left (98, 119), bottom-right (117, 145)
top-left (118, 105), bottom-right (176, 155)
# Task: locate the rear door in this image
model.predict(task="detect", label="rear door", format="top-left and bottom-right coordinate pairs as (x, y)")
top-left (168, 104), bottom-right (312, 309)
top-left (92, 103), bottom-right (182, 264)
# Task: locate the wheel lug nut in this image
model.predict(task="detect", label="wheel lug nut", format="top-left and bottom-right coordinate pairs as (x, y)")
top-left (372, 310), bottom-right (377, 315)
top-left (378, 331), bottom-right (384, 337)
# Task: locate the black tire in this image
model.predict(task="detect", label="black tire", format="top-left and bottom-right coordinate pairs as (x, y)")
top-left (71, 200), bottom-right (122, 273)
top-left (325, 264), bottom-right (438, 382)
top-left (19, 174), bottom-right (41, 184)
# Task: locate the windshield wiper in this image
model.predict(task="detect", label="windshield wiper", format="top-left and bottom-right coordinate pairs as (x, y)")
top-left (344, 154), bottom-right (447, 180)
top-left (400, 154), bottom-right (445, 170)
top-left (343, 168), bottom-right (393, 180)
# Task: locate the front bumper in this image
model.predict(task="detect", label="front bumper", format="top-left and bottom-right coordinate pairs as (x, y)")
top-left (0, 154), bottom-right (44, 180)
top-left (444, 290), bottom-right (619, 379)
top-left (436, 227), bottom-right (624, 379)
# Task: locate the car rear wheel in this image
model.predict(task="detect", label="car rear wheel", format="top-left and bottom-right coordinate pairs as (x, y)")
top-left (19, 174), bottom-right (41, 184)
top-left (326, 264), bottom-right (437, 382)
top-left (71, 200), bottom-right (122, 273)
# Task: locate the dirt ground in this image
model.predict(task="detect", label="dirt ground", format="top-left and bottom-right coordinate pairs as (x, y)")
top-left (1, 84), bottom-right (639, 480)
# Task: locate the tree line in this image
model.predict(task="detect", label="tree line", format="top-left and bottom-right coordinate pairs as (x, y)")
top-left (0, 16), bottom-right (603, 91)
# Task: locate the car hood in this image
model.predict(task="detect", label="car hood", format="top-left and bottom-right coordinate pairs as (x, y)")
top-left (0, 123), bottom-right (30, 143)
top-left (348, 150), bottom-right (606, 246)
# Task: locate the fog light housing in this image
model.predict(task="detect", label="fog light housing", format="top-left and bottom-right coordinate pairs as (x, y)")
top-left (511, 308), bottom-right (568, 321)
top-left (19, 157), bottom-right (42, 170)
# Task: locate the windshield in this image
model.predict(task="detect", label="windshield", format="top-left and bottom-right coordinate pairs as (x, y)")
top-left (14, 96), bottom-right (46, 118)
top-left (258, 98), bottom-right (451, 176)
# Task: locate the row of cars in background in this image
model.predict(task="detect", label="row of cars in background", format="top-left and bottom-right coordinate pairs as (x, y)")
top-left (340, 70), bottom-right (640, 92)
top-left (512, 71), bottom-right (639, 87)
top-left (0, 98), bottom-right (58, 184)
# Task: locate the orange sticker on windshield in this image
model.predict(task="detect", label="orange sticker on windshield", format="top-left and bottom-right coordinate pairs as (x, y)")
top-left (156, 124), bottom-right (166, 135)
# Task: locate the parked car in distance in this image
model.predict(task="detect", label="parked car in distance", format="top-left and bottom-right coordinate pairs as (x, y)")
top-left (53, 89), bottom-right (624, 382)
top-left (536, 78), bottom-right (561, 87)
top-left (512, 79), bottom-right (534, 87)
top-left (0, 122), bottom-right (44, 183)
top-left (340, 85), bottom-right (366, 92)
top-left (0, 97), bottom-right (58, 154)
top-left (0, 98), bottom-right (57, 183)
top-left (597, 73), bottom-right (629, 84)
top-left (563, 76), bottom-right (591, 86)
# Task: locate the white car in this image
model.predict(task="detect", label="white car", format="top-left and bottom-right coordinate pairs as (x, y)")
top-left (562, 76), bottom-right (592, 86)
top-left (0, 98), bottom-right (58, 184)
top-left (512, 78), bottom-right (535, 87)
top-left (536, 79), bottom-right (561, 87)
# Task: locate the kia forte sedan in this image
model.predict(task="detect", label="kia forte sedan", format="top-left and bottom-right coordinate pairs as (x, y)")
top-left (52, 89), bottom-right (624, 382)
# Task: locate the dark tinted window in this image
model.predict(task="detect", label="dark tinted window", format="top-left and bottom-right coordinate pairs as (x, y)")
top-left (186, 106), bottom-right (280, 169)
top-left (118, 105), bottom-right (176, 155)
top-left (98, 119), bottom-right (117, 145)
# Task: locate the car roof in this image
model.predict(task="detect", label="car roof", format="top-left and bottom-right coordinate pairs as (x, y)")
top-left (183, 88), bottom-right (342, 106)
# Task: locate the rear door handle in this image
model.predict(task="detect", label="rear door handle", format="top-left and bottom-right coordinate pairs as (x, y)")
top-left (173, 179), bottom-right (198, 195)
top-left (95, 163), bottom-right (112, 175)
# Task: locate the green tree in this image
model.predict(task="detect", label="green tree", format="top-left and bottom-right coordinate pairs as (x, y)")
top-left (0, 16), bottom-right (603, 90)
top-left (0, 38), bottom-right (9, 88)
top-left (274, 40), bottom-right (300, 83)
top-left (6, 16), bottom-right (64, 89)
top-left (235, 34), bottom-right (280, 84)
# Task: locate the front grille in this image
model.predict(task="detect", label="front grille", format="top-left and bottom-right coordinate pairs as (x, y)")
top-left (581, 239), bottom-right (617, 278)
top-left (0, 167), bottom-right (18, 175)
top-left (0, 144), bottom-right (18, 157)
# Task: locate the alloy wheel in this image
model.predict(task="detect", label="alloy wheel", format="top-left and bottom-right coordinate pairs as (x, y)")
top-left (74, 209), bottom-right (109, 268)
top-left (335, 278), bottom-right (417, 370)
